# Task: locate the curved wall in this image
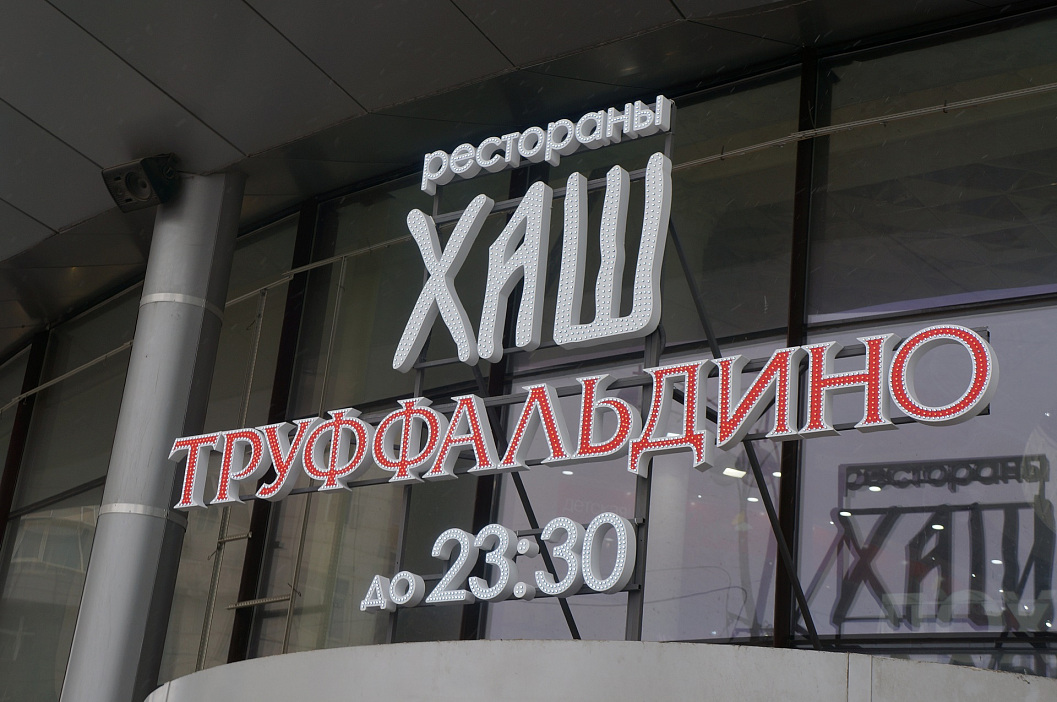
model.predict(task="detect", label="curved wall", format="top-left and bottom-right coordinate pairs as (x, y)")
top-left (144, 641), bottom-right (1057, 702)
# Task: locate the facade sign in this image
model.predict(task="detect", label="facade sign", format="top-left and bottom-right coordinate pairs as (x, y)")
top-left (419, 96), bottom-right (673, 194)
top-left (171, 323), bottom-right (998, 509)
top-left (167, 98), bottom-right (1001, 595)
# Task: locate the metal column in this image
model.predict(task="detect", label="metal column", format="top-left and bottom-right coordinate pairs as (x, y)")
top-left (61, 173), bottom-right (244, 702)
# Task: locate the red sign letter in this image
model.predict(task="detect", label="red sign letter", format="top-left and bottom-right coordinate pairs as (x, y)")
top-left (889, 325), bottom-right (998, 425)
top-left (629, 360), bottom-right (712, 477)
top-left (373, 398), bottom-right (448, 482)
top-left (801, 334), bottom-right (896, 436)
top-left (428, 394), bottom-right (500, 478)
top-left (500, 384), bottom-right (572, 469)
top-left (212, 428), bottom-right (272, 504)
top-left (170, 432), bottom-right (221, 510)
top-left (575, 374), bottom-right (640, 462)
top-left (715, 347), bottom-right (802, 450)
top-left (304, 408), bottom-right (374, 490)
top-left (257, 418), bottom-right (318, 500)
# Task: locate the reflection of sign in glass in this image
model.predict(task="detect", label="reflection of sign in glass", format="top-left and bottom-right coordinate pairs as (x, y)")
top-left (846, 456), bottom-right (1050, 493)
top-left (824, 455), bottom-right (1055, 633)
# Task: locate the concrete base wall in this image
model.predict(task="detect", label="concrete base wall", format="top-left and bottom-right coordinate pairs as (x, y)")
top-left (144, 641), bottom-right (1057, 702)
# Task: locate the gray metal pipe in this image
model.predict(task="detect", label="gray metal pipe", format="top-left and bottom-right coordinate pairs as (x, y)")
top-left (61, 173), bottom-right (244, 702)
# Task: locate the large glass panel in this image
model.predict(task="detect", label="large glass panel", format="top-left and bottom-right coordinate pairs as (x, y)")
top-left (286, 484), bottom-right (403, 652)
top-left (0, 488), bottom-right (102, 702)
top-left (286, 261), bottom-right (341, 418)
top-left (663, 75), bottom-right (799, 345)
top-left (317, 242), bottom-right (420, 409)
top-left (13, 289), bottom-right (139, 508)
top-left (41, 290), bottom-right (138, 376)
top-left (0, 349), bottom-right (29, 472)
top-left (159, 458), bottom-right (252, 680)
top-left (161, 225), bottom-right (295, 680)
top-left (202, 283), bottom-right (289, 432)
top-left (328, 176), bottom-right (430, 257)
top-left (799, 306), bottom-right (1057, 642)
top-left (486, 368), bottom-right (638, 640)
top-left (824, 17), bottom-right (1057, 121)
top-left (13, 349), bottom-right (130, 509)
top-left (393, 478), bottom-right (478, 643)
top-left (642, 338), bottom-right (785, 642)
top-left (811, 20), bottom-right (1057, 323)
top-left (247, 495), bottom-right (309, 658)
top-left (225, 216), bottom-right (298, 302)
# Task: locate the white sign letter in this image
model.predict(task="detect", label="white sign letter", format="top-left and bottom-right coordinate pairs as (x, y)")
top-left (393, 194), bottom-right (493, 372)
top-left (554, 152), bottom-right (672, 348)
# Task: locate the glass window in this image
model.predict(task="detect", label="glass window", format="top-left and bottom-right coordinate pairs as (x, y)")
top-left (663, 74), bottom-right (799, 345)
top-left (824, 17), bottom-right (1057, 121)
top-left (642, 338), bottom-right (786, 643)
top-left (0, 488), bottom-right (103, 702)
top-left (392, 478), bottom-right (479, 643)
top-left (0, 349), bottom-right (29, 473)
top-left (225, 217), bottom-right (298, 302)
top-left (13, 289), bottom-right (139, 509)
top-left (41, 290), bottom-right (138, 376)
top-left (486, 369), bottom-right (639, 641)
top-left (285, 485), bottom-right (404, 652)
top-left (799, 306), bottom-right (1057, 641)
top-left (811, 22), bottom-right (1057, 323)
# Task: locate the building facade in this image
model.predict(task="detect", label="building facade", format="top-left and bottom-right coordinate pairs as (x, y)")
top-left (2, 2), bottom-right (1057, 700)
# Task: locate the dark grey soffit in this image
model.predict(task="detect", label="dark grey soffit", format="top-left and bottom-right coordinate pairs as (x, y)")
top-left (0, 0), bottom-right (1041, 362)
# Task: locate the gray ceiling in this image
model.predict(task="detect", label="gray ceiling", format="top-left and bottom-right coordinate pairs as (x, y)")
top-left (0, 0), bottom-right (1033, 361)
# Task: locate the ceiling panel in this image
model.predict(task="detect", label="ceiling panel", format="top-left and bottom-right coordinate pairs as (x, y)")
top-left (0, 299), bottom-right (36, 330)
top-left (0, 0), bottom-right (243, 175)
top-left (673, 0), bottom-right (800, 19)
top-left (49, 0), bottom-right (364, 155)
top-left (531, 20), bottom-right (797, 90)
top-left (0, 101), bottom-right (112, 230)
top-left (244, 0), bottom-right (512, 111)
top-left (685, 0), bottom-right (984, 47)
top-left (239, 157), bottom-right (404, 198)
top-left (378, 70), bottom-right (647, 132)
top-left (239, 194), bottom-right (304, 227)
top-left (0, 200), bottom-right (53, 261)
top-left (0, 263), bottom-right (143, 327)
top-left (254, 111), bottom-right (516, 172)
top-left (453, 0), bottom-right (681, 66)
top-left (0, 330), bottom-right (37, 364)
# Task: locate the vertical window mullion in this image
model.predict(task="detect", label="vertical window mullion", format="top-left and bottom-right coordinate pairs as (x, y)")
top-left (775, 50), bottom-right (824, 648)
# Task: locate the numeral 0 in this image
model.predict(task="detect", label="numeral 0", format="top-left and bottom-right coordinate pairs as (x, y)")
top-left (582, 512), bottom-right (636, 594)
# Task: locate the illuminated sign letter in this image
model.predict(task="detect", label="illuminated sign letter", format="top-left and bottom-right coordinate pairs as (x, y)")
top-left (888, 324), bottom-right (998, 425)
top-left (393, 194), bottom-right (493, 372)
top-left (554, 152), bottom-right (672, 348)
top-left (427, 394), bottom-right (501, 479)
top-left (801, 334), bottom-right (897, 437)
top-left (212, 428), bottom-right (272, 504)
top-left (303, 408), bottom-right (374, 490)
top-left (171, 432), bottom-right (221, 510)
top-left (257, 418), bottom-right (317, 500)
top-left (478, 181), bottom-right (553, 363)
top-left (629, 360), bottom-right (712, 477)
top-left (714, 347), bottom-right (803, 450)
top-left (500, 384), bottom-right (572, 470)
top-left (575, 374), bottom-right (641, 462)
top-left (373, 398), bottom-right (449, 482)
